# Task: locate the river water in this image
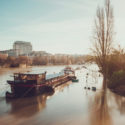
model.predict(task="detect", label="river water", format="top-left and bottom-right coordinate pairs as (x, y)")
top-left (0, 65), bottom-right (125, 125)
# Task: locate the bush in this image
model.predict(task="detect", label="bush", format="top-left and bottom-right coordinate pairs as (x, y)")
top-left (108, 70), bottom-right (125, 89)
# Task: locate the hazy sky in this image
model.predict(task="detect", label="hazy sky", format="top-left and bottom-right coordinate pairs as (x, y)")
top-left (0, 0), bottom-right (125, 54)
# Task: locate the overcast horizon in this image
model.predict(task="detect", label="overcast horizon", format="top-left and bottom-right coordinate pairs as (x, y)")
top-left (0, 0), bottom-right (125, 54)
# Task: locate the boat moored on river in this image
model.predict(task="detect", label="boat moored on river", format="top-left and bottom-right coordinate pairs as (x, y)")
top-left (6, 66), bottom-right (76, 98)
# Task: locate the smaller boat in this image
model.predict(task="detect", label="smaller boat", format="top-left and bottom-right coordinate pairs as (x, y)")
top-left (63, 66), bottom-right (78, 82)
top-left (92, 87), bottom-right (96, 91)
top-left (63, 66), bottom-right (76, 80)
top-left (72, 79), bottom-right (79, 82)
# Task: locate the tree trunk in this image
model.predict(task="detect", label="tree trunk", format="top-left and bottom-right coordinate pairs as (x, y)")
top-left (103, 74), bottom-right (107, 90)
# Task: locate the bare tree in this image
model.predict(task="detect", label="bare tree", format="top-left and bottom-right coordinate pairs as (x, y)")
top-left (92, 0), bottom-right (114, 89)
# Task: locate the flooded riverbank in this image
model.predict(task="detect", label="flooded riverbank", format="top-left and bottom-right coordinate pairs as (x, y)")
top-left (0, 65), bottom-right (125, 125)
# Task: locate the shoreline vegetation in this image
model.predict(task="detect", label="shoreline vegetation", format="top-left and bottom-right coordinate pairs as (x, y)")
top-left (87, 48), bottom-right (125, 96)
top-left (0, 54), bottom-right (85, 68)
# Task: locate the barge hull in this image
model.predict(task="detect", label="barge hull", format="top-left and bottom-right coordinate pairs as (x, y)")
top-left (6, 83), bottom-right (54, 98)
top-left (6, 76), bottom-right (74, 98)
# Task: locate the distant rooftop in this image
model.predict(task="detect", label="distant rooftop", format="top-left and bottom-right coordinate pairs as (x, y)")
top-left (14, 41), bottom-right (31, 45)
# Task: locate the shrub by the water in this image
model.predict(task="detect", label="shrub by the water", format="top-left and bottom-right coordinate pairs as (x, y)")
top-left (108, 70), bottom-right (125, 89)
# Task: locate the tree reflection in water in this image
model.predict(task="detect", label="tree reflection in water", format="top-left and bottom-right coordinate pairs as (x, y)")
top-left (111, 91), bottom-right (125, 115)
top-left (89, 89), bottom-right (112, 125)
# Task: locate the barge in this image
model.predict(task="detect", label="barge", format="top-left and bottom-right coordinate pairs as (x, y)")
top-left (6, 66), bottom-right (76, 98)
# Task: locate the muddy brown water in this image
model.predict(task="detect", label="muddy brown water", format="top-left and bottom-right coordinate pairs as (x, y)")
top-left (0, 65), bottom-right (125, 125)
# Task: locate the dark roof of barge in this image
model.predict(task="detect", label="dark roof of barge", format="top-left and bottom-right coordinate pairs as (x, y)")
top-left (14, 73), bottom-right (46, 75)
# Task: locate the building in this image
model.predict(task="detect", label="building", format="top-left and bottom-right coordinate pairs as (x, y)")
top-left (13, 41), bottom-right (32, 56)
top-left (0, 41), bottom-right (32, 57)
top-left (0, 49), bottom-right (16, 57)
top-left (30, 51), bottom-right (51, 57)
top-left (0, 41), bottom-right (52, 57)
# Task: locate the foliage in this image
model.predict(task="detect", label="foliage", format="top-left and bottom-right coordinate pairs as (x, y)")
top-left (0, 54), bottom-right (86, 67)
top-left (108, 70), bottom-right (125, 89)
top-left (0, 54), bottom-right (8, 65)
top-left (32, 55), bottom-right (85, 65)
top-left (0, 55), bottom-right (32, 67)
top-left (32, 56), bottom-right (48, 65)
top-left (106, 47), bottom-right (125, 78)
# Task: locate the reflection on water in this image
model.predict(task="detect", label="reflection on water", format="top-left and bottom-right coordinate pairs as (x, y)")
top-left (6, 81), bottom-right (70, 119)
top-left (112, 92), bottom-right (125, 115)
top-left (0, 65), bottom-right (125, 125)
top-left (7, 93), bottom-right (50, 118)
top-left (89, 90), bottom-right (112, 125)
top-left (88, 89), bottom-right (125, 125)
